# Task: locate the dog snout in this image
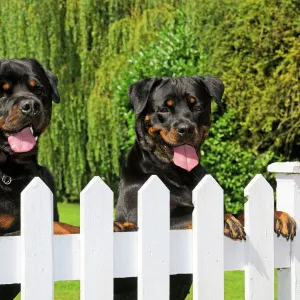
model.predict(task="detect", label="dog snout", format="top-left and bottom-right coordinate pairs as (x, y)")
top-left (176, 123), bottom-right (195, 138)
top-left (19, 99), bottom-right (41, 116)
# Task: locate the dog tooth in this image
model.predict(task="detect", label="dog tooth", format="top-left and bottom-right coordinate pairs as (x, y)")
top-left (35, 136), bottom-right (38, 141)
top-left (30, 126), bottom-right (34, 134)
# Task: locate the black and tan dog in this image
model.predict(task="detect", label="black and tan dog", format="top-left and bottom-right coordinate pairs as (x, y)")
top-left (0, 58), bottom-right (136, 299)
top-left (115, 76), bottom-right (296, 299)
top-left (0, 58), bottom-right (82, 300)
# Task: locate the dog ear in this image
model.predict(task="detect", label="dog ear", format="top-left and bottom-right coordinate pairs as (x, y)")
top-left (128, 78), bottom-right (160, 115)
top-left (43, 68), bottom-right (60, 103)
top-left (193, 76), bottom-right (224, 106)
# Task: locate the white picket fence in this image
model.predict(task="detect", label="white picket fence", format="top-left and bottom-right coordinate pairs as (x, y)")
top-left (0, 162), bottom-right (299, 300)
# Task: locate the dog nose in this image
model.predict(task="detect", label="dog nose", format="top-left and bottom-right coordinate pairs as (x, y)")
top-left (176, 123), bottom-right (194, 137)
top-left (20, 99), bottom-right (41, 116)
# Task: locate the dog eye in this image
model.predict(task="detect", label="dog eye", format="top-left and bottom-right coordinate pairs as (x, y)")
top-left (34, 87), bottom-right (45, 96)
top-left (160, 107), bottom-right (169, 113)
top-left (195, 105), bottom-right (203, 112)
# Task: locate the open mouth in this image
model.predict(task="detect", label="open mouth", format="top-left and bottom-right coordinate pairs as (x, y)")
top-left (152, 130), bottom-right (199, 171)
top-left (173, 143), bottom-right (199, 172)
top-left (3, 126), bottom-right (38, 153)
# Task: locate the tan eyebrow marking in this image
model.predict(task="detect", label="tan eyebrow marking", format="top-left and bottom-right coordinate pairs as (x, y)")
top-left (167, 99), bottom-right (173, 106)
top-left (2, 83), bottom-right (10, 90)
top-left (145, 115), bottom-right (151, 121)
top-left (190, 97), bottom-right (196, 104)
top-left (29, 80), bottom-right (37, 87)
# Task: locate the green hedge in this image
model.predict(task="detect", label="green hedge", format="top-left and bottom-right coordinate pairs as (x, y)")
top-left (194, 0), bottom-right (300, 158)
top-left (0, 1), bottom-right (298, 207)
top-left (201, 110), bottom-right (279, 213)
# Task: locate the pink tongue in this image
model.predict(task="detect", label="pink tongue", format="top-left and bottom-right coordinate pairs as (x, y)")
top-left (8, 127), bottom-right (36, 153)
top-left (173, 144), bottom-right (199, 171)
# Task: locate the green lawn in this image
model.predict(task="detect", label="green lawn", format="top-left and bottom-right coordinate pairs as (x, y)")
top-left (15, 203), bottom-right (277, 299)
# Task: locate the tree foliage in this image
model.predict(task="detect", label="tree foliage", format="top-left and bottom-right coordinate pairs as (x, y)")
top-left (0, 0), bottom-right (179, 201)
top-left (193, 0), bottom-right (300, 157)
top-left (0, 0), bottom-right (298, 207)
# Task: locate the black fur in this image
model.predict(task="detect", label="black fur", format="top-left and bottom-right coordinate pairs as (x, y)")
top-left (0, 58), bottom-right (60, 300)
top-left (115, 76), bottom-right (224, 300)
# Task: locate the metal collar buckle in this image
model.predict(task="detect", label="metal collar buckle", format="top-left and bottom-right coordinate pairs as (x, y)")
top-left (2, 174), bottom-right (12, 185)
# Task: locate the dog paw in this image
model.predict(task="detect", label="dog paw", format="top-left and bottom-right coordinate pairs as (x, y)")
top-left (274, 211), bottom-right (296, 241)
top-left (185, 221), bottom-right (192, 229)
top-left (54, 222), bottom-right (80, 234)
top-left (114, 221), bottom-right (138, 232)
top-left (224, 213), bottom-right (246, 241)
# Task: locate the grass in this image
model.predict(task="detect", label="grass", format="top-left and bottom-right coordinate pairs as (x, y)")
top-left (15, 203), bottom-right (278, 299)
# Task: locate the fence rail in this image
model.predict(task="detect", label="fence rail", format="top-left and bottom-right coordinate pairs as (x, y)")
top-left (0, 162), bottom-right (299, 299)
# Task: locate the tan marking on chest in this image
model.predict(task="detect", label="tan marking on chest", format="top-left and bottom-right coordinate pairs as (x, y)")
top-left (0, 215), bottom-right (16, 230)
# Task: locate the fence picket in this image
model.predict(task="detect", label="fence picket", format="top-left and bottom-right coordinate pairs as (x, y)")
top-left (268, 162), bottom-right (300, 300)
top-left (192, 175), bottom-right (224, 300)
top-left (80, 176), bottom-right (113, 300)
top-left (21, 177), bottom-right (54, 300)
top-left (0, 164), bottom-right (297, 299)
top-left (244, 174), bottom-right (274, 300)
top-left (138, 175), bottom-right (170, 300)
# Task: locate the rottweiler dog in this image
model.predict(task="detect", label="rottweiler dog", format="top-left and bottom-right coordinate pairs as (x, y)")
top-left (0, 58), bottom-right (136, 300)
top-left (115, 76), bottom-right (296, 299)
top-left (0, 58), bottom-right (81, 300)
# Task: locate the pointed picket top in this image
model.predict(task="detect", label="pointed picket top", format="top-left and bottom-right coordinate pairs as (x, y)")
top-left (244, 176), bottom-right (274, 299)
top-left (21, 177), bottom-right (53, 216)
top-left (192, 175), bottom-right (223, 205)
top-left (22, 177), bottom-right (52, 198)
top-left (138, 175), bottom-right (169, 203)
top-left (80, 176), bottom-right (113, 203)
top-left (192, 174), bottom-right (224, 300)
top-left (80, 176), bottom-right (113, 299)
top-left (21, 177), bottom-right (54, 300)
top-left (244, 174), bottom-right (273, 198)
top-left (138, 175), bottom-right (170, 299)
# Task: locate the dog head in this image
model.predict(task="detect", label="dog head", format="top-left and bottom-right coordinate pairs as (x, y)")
top-left (129, 76), bottom-right (224, 171)
top-left (0, 58), bottom-right (60, 161)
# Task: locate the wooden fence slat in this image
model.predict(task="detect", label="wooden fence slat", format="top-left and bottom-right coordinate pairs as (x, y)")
top-left (0, 236), bottom-right (21, 284)
top-left (268, 162), bottom-right (300, 300)
top-left (244, 174), bottom-right (274, 300)
top-left (278, 269), bottom-right (292, 300)
top-left (138, 175), bottom-right (170, 300)
top-left (80, 176), bottom-right (113, 300)
top-left (21, 177), bottom-right (54, 300)
top-left (192, 175), bottom-right (224, 300)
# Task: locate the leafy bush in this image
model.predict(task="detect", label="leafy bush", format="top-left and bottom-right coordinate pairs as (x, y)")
top-left (194, 0), bottom-right (300, 158)
top-left (202, 110), bottom-right (279, 213)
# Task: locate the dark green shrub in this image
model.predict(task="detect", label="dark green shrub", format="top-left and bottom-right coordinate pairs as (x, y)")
top-left (195, 0), bottom-right (300, 158)
top-left (202, 110), bottom-right (279, 213)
